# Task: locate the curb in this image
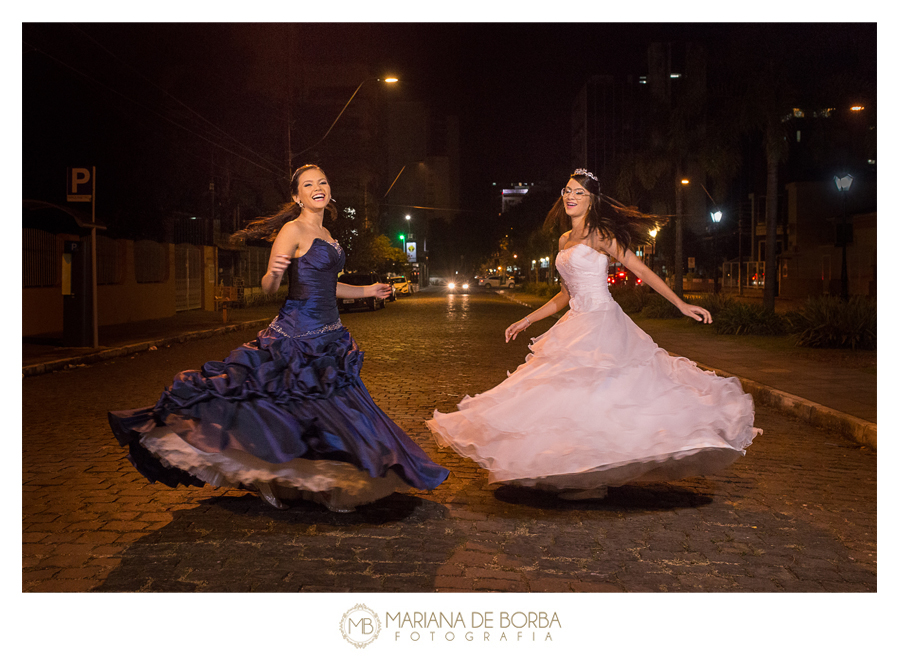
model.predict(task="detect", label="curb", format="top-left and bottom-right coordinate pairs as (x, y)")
top-left (496, 290), bottom-right (877, 450)
top-left (688, 360), bottom-right (876, 450)
top-left (22, 318), bottom-right (272, 378)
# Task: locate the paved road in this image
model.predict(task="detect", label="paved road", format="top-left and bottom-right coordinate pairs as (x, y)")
top-left (22, 289), bottom-right (876, 592)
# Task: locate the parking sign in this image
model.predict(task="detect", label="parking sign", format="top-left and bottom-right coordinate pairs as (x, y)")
top-left (67, 167), bottom-right (93, 202)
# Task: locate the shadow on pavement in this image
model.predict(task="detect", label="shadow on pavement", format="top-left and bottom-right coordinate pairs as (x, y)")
top-left (92, 492), bottom-right (451, 592)
top-left (493, 483), bottom-right (715, 512)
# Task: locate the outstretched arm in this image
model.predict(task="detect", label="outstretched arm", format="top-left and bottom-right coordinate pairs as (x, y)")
top-left (336, 282), bottom-right (392, 299)
top-left (600, 237), bottom-right (712, 323)
top-left (505, 286), bottom-right (571, 343)
top-left (506, 233), bottom-right (573, 342)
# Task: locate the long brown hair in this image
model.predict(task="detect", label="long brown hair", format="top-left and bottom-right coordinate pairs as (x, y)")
top-left (231, 164), bottom-right (338, 243)
top-left (544, 170), bottom-right (662, 252)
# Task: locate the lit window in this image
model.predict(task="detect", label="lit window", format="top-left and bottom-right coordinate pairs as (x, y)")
top-left (850, 105), bottom-right (865, 111)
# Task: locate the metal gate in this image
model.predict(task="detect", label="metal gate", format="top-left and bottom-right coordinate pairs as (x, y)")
top-left (175, 243), bottom-right (202, 311)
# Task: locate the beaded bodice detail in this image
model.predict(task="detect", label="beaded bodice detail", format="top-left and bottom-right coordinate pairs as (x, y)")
top-left (556, 244), bottom-right (614, 312)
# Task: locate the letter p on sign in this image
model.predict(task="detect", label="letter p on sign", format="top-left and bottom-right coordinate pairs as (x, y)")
top-left (67, 167), bottom-right (93, 202)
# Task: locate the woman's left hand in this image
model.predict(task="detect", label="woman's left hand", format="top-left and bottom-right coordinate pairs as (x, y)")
top-left (369, 283), bottom-right (393, 299)
top-left (679, 303), bottom-right (712, 324)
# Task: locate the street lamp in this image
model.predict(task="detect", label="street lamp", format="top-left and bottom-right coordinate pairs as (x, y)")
top-left (710, 210), bottom-right (722, 293)
top-left (674, 178), bottom-right (689, 297)
top-left (295, 76), bottom-right (399, 160)
top-left (834, 174), bottom-right (854, 301)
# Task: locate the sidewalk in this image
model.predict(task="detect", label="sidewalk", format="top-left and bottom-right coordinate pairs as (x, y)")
top-left (22, 291), bottom-right (876, 449)
top-left (22, 304), bottom-right (284, 376)
top-left (496, 289), bottom-right (877, 450)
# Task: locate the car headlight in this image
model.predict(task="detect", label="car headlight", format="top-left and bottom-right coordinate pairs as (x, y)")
top-left (462, 283), bottom-right (469, 289)
top-left (448, 282), bottom-right (456, 289)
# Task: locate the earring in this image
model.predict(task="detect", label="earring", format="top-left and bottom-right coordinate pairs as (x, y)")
top-left (298, 202), bottom-right (304, 208)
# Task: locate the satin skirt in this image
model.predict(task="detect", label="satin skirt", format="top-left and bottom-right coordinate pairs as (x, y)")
top-left (428, 304), bottom-right (759, 491)
top-left (110, 307), bottom-right (448, 506)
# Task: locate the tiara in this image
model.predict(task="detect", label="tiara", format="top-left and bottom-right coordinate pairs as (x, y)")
top-left (573, 168), bottom-right (598, 182)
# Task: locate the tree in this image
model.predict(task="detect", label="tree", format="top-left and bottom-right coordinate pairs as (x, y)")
top-left (615, 42), bottom-right (739, 297)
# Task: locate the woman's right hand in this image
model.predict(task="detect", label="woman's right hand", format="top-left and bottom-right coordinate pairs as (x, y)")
top-left (505, 318), bottom-right (532, 343)
top-left (267, 254), bottom-right (292, 281)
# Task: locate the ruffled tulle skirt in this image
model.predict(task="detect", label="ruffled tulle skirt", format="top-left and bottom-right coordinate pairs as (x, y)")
top-left (427, 304), bottom-right (759, 491)
top-left (110, 305), bottom-right (448, 509)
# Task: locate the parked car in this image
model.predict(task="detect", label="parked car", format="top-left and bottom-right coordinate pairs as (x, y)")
top-left (337, 272), bottom-right (386, 311)
top-left (389, 275), bottom-right (413, 296)
top-left (483, 275), bottom-right (515, 289)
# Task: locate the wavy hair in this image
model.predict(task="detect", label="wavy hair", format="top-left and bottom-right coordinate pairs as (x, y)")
top-left (543, 170), bottom-right (663, 252)
top-left (231, 164), bottom-right (338, 243)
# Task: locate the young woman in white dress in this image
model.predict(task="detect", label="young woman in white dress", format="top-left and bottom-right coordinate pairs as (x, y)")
top-left (428, 169), bottom-right (759, 500)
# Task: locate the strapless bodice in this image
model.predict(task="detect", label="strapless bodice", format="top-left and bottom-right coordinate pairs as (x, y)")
top-left (271, 238), bottom-right (345, 337)
top-left (556, 243), bottom-right (614, 312)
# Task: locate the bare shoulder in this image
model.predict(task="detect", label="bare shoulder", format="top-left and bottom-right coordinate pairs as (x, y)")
top-left (271, 220), bottom-right (305, 257)
top-left (558, 231), bottom-right (571, 249)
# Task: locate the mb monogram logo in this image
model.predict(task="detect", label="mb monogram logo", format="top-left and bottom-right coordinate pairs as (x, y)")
top-left (340, 604), bottom-right (382, 648)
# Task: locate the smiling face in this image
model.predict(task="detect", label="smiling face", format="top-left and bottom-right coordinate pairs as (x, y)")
top-left (292, 168), bottom-right (331, 210)
top-left (561, 178), bottom-right (591, 219)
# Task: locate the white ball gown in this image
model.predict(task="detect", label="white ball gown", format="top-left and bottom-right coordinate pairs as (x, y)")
top-left (427, 243), bottom-right (760, 495)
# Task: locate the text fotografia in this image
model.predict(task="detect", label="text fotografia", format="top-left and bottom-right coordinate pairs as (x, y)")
top-left (387, 611), bottom-right (561, 642)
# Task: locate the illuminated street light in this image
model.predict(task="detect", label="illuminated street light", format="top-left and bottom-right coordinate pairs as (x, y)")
top-left (710, 210), bottom-right (723, 293)
top-left (834, 174), bottom-right (854, 301)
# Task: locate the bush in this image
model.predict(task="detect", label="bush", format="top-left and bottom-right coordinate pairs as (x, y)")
top-left (641, 293), bottom-right (685, 319)
top-left (713, 301), bottom-right (788, 336)
top-left (611, 285), bottom-right (653, 314)
top-left (522, 281), bottom-right (561, 298)
top-left (688, 293), bottom-right (732, 317)
top-left (788, 296), bottom-right (876, 350)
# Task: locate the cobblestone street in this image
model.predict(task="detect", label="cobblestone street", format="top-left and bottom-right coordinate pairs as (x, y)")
top-left (22, 290), bottom-right (877, 593)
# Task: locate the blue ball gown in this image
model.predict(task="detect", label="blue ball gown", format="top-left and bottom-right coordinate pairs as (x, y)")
top-left (109, 238), bottom-right (449, 511)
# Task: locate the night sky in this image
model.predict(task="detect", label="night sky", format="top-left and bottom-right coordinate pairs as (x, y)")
top-left (22, 22), bottom-right (877, 227)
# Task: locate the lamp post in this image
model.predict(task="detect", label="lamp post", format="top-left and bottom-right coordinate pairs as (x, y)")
top-left (710, 210), bottom-right (722, 293)
top-left (674, 177), bottom-right (689, 297)
top-left (834, 174), bottom-right (854, 301)
top-left (295, 76), bottom-right (398, 161)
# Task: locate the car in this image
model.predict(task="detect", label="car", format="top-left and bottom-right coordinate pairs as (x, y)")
top-left (446, 279), bottom-right (471, 293)
top-left (483, 275), bottom-right (516, 289)
top-left (389, 275), bottom-right (413, 296)
top-left (337, 272), bottom-right (386, 311)
top-left (607, 267), bottom-right (642, 286)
